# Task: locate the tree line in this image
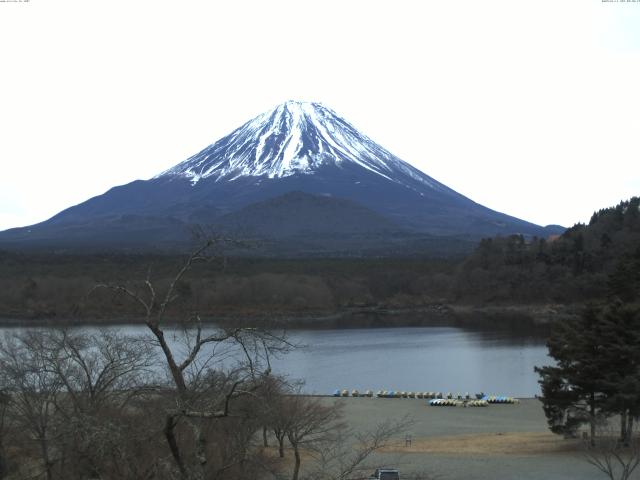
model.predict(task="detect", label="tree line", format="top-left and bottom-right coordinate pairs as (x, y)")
top-left (2, 198), bottom-right (638, 324)
top-left (455, 197), bottom-right (640, 304)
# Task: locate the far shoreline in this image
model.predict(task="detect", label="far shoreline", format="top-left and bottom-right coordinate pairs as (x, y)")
top-left (0, 302), bottom-right (579, 333)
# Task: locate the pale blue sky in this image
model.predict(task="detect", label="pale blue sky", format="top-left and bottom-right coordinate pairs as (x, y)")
top-left (0, 0), bottom-right (638, 231)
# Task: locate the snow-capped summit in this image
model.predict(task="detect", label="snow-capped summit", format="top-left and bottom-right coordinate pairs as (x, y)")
top-left (158, 100), bottom-right (443, 192)
top-left (0, 101), bottom-right (564, 254)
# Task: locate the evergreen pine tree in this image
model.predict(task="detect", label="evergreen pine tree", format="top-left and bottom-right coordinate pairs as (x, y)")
top-left (535, 306), bottom-right (609, 444)
top-left (598, 303), bottom-right (640, 446)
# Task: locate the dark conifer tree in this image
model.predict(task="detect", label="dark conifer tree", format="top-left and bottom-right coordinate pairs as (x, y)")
top-left (600, 304), bottom-right (640, 445)
top-left (535, 306), bottom-right (609, 445)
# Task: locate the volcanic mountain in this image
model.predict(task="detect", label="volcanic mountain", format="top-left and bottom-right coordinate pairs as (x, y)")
top-left (0, 101), bottom-right (562, 254)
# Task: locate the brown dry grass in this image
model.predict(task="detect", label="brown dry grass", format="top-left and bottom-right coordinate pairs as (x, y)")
top-left (259, 444), bottom-right (317, 463)
top-left (382, 432), bottom-right (583, 456)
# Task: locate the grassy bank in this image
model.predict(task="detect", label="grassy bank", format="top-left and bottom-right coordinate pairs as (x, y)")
top-left (315, 397), bottom-right (600, 480)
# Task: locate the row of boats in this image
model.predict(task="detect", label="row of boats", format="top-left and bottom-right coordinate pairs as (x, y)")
top-left (429, 396), bottom-right (519, 406)
top-left (429, 399), bottom-right (489, 407)
top-left (332, 389), bottom-right (519, 404)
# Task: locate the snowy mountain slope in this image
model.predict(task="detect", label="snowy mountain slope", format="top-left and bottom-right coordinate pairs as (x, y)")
top-left (158, 100), bottom-right (446, 193)
top-left (0, 101), bottom-right (563, 253)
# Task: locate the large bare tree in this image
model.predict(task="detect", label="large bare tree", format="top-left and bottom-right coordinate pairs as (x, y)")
top-left (92, 238), bottom-right (292, 479)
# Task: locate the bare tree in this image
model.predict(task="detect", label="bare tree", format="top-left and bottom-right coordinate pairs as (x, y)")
top-left (584, 419), bottom-right (640, 480)
top-left (254, 375), bottom-right (299, 458)
top-left (40, 329), bottom-right (156, 414)
top-left (280, 394), bottom-right (344, 480)
top-left (0, 390), bottom-right (9, 479)
top-left (258, 375), bottom-right (279, 451)
top-left (91, 237), bottom-right (293, 479)
top-left (44, 329), bottom-right (157, 479)
top-left (0, 331), bottom-right (63, 480)
top-left (305, 415), bottom-right (413, 480)
top-left (272, 395), bottom-right (289, 459)
top-left (0, 328), bottom-right (161, 480)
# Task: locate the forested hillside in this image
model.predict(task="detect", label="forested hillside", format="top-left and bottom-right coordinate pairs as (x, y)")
top-left (0, 198), bottom-right (637, 324)
top-left (0, 253), bottom-right (456, 322)
top-left (454, 197), bottom-right (640, 304)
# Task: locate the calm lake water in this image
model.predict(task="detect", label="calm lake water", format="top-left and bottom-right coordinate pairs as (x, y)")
top-left (274, 327), bottom-right (549, 397)
top-left (0, 325), bottom-right (550, 398)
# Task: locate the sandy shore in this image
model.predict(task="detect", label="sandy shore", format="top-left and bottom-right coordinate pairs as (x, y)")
top-left (316, 397), bottom-right (609, 480)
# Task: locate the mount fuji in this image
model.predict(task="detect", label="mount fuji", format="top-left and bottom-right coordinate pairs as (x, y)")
top-left (0, 101), bottom-right (563, 254)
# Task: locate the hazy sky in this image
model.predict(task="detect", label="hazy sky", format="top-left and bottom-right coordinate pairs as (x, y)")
top-left (1, 0), bottom-right (639, 231)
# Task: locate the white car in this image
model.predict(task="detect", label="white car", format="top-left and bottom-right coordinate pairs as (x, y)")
top-left (369, 468), bottom-right (400, 480)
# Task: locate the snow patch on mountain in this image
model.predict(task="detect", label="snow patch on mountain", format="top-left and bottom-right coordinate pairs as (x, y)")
top-left (156, 100), bottom-right (444, 193)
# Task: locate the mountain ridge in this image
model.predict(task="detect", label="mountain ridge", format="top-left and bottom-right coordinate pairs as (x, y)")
top-left (0, 100), bottom-right (564, 254)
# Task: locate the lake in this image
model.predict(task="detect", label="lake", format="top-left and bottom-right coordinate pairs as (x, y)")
top-left (0, 323), bottom-right (550, 397)
top-left (273, 327), bottom-right (549, 397)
